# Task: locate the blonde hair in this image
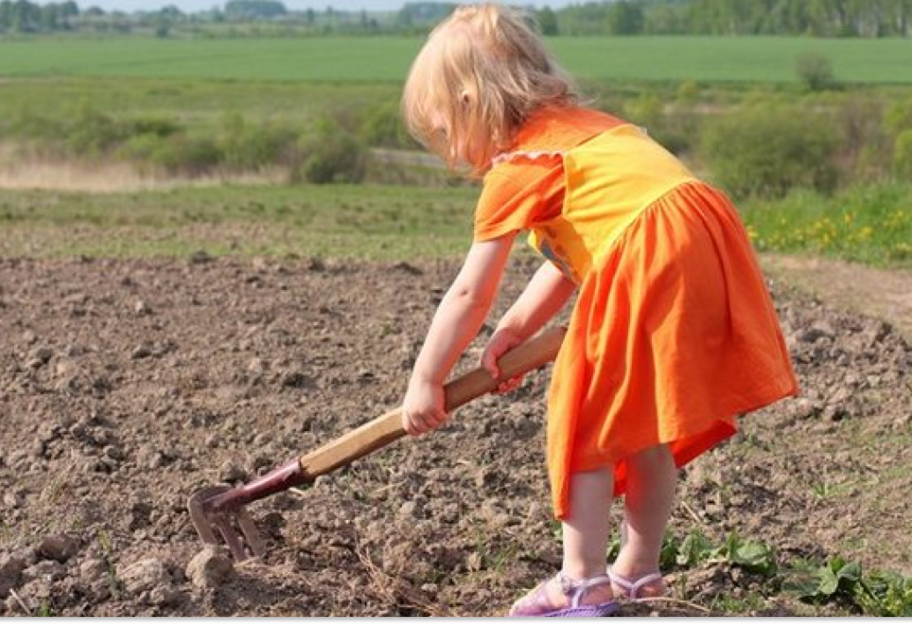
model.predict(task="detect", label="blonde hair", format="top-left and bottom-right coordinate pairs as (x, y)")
top-left (401, 3), bottom-right (578, 175)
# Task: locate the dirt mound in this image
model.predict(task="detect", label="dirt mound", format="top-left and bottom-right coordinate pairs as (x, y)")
top-left (1, 256), bottom-right (909, 616)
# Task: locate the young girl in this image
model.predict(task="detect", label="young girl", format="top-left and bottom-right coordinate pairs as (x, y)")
top-left (399, 4), bottom-right (798, 617)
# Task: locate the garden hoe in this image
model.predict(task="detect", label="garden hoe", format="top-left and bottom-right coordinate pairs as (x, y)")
top-left (187, 326), bottom-right (566, 561)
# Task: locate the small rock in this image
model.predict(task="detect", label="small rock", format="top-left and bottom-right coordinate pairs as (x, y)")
top-left (823, 403), bottom-right (847, 422)
top-left (281, 370), bottom-right (312, 388)
top-left (37, 534), bottom-right (79, 563)
top-left (2, 491), bottom-right (22, 509)
top-left (133, 300), bottom-right (152, 316)
top-left (128, 501), bottom-right (153, 531)
top-left (190, 250), bottom-right (213, 264)
top-left (119, 558), bottom-right (171, 595)
top-left (185, 546), bottom-right (234, 589)
top-left (131, 344), bottom-right (152, 360)
top-left (392, 261), bottom-right (422, 275)
top-left (103, 445), bottom-right (125, 461)
top-left (219, 460), bottom-right (247, 483)
top-left (810, 320), bottom-right (836, 339)
top-left (150, 585), bottom-right (185, 606)
top-left (29, 346), bottom-right (54, 364)
top-left (398, 501), bottom-right (419, 519)
top-left (21, 560), bottom-right (66, 583)
top-left (79, 558), bottom-right (108, 583)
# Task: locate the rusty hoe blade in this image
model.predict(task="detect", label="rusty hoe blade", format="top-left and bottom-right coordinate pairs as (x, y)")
top-left (187, 458), bottom-right (309, 561)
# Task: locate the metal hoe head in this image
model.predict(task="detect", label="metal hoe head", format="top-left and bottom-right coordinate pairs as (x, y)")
top-left (187, 485), bottom-right (267, 561)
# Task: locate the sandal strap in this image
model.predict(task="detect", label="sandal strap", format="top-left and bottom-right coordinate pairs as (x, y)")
top-left (557, 571), bottom-right (614, 608)
top-left (608, 568), bottom-right (664, 599)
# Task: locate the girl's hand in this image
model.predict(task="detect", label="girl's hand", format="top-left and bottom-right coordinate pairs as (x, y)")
top-left (402, 378), bottom-right (447, 436)
top-left (481, 327), bottom-right (525, 394)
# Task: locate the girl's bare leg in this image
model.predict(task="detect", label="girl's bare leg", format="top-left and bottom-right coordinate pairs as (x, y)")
top-left (533, 467), bottom-right (617, 606)
top-left (612, 444), bottom-right (677, 597)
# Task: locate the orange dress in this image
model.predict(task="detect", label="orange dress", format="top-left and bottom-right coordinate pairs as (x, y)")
top-left (474, 106), bottom-right (799, 519)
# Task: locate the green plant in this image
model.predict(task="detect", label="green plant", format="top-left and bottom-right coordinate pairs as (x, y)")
top-left (219, 112), bottom-right (299, 171)
top-left (96, 529), bottom-right (122, 598)
top-left (796, 52), bottom-right (836, 92)
top-left (293, 116), bottom-right (367, 184)
top-left (703, 103), bottom-right (839, 199)
top-left (149, 135), bottom-right (222, 175)
top-left (674, 531), bottom-right (778, 576)
top-left (783, 556), bottom-right (912, 616)
top-left (358, 100), bottom-right (410, 149)
top-left (892, 129), bottom-right (912, 180)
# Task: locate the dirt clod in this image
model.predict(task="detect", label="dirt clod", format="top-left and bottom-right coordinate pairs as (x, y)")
top-left (36, 534), bottom-right (79, 563)
top-left (185, 546), bottom-right (234, 589)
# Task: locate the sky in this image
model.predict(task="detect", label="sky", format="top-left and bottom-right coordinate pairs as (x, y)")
top-left (51, 1), bottom-right (578, 13)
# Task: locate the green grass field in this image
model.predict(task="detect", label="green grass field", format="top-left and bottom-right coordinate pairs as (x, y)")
top-left (1, 35), bottom-right (911, 84)
top-left (2, 181), bottom-right (909, 269)
top-left (0, 183), bottom-right (479, 259)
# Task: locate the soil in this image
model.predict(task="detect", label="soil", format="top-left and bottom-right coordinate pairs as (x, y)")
top-left (1, 254), bottom-right (910, 616)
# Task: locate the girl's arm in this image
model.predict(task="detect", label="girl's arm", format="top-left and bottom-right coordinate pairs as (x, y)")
top-left (482, 261), bottom-right (576, 382)
top-left (402, 232), bottom-right (517, 435)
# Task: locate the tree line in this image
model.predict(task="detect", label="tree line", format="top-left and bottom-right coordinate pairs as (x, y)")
top-left (1, 0), bottom-right (910, 37)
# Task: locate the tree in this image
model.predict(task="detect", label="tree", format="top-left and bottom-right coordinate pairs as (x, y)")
top-left (606, 0), bottom-right (644, 35)
top-left (224, 0), bottom-right (287, 20)
top-left (39, 3), bottom-right (59, 30)
top-left (796, 51), bottom-right (835, 91)
top-left (537, 6), bottom-right (558, 35)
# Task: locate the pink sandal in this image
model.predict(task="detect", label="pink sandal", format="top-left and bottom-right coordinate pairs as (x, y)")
top-left (607, 568), bottom-right (666, 601)
top-left (508, 572), bottom-right (619, 617)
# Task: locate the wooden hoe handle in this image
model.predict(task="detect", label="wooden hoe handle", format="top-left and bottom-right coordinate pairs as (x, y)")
top-left (297, 326), bottom-right (566, 479)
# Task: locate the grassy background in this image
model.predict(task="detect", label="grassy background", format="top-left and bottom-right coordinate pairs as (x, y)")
top-left (2, 181), bottom-right (909, 269)
top-left (0, 183), bottom-right (478, 258)
top-left (1, 36), bottom-right (911, 84)
top-left (1, 35), bottom-right (910, 269)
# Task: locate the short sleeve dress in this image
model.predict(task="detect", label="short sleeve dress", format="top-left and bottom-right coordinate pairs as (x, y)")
top-left (474, 106), bottom-right (799, 520)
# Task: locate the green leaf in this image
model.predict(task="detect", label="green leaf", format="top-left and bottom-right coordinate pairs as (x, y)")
top-left (817, 565), bottom-right (840, 596)
top-left (835, 560), bottom-right (861, 585)
top-left (676, 532), bottom-right (715, 567)
top-left (782, 571), bottom-right (824, 599)
top-left (731, 540), bottom-right (778, 576)
top-left (659, 533), bottom-right (680, 570)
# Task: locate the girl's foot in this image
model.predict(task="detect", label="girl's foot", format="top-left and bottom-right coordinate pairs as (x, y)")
top-left (607, 567), bottom-right (666, 601)
top-left (508, 572), bottom-right (618, 617)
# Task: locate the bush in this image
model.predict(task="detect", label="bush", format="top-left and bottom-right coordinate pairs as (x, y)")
top-left (219, 112), bottom-right (299, 171)
top-left (796, 52), bottom-right (836, 92)
top-left (893, 130), bottom-right (912, 181)
top-left (884, 94), bottom-right (912, 135)
top-left (128, 116), bottom-right (182, 138)
top-left (837, 95), bottom-right (891, 183)
top-left (65, 106), bottom-right (129, 156)
top-left (293, 116), bottom-right (366, 184)
top-left (147, 135), bottom-right (223, 175)
top-left (358, 101), bottom-right (410, 148)
top-left (702, 103), bottom-right (839, 199)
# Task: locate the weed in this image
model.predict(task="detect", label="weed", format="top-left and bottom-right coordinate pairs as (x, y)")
top-left (96, 529), bottom-right (122, 598)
